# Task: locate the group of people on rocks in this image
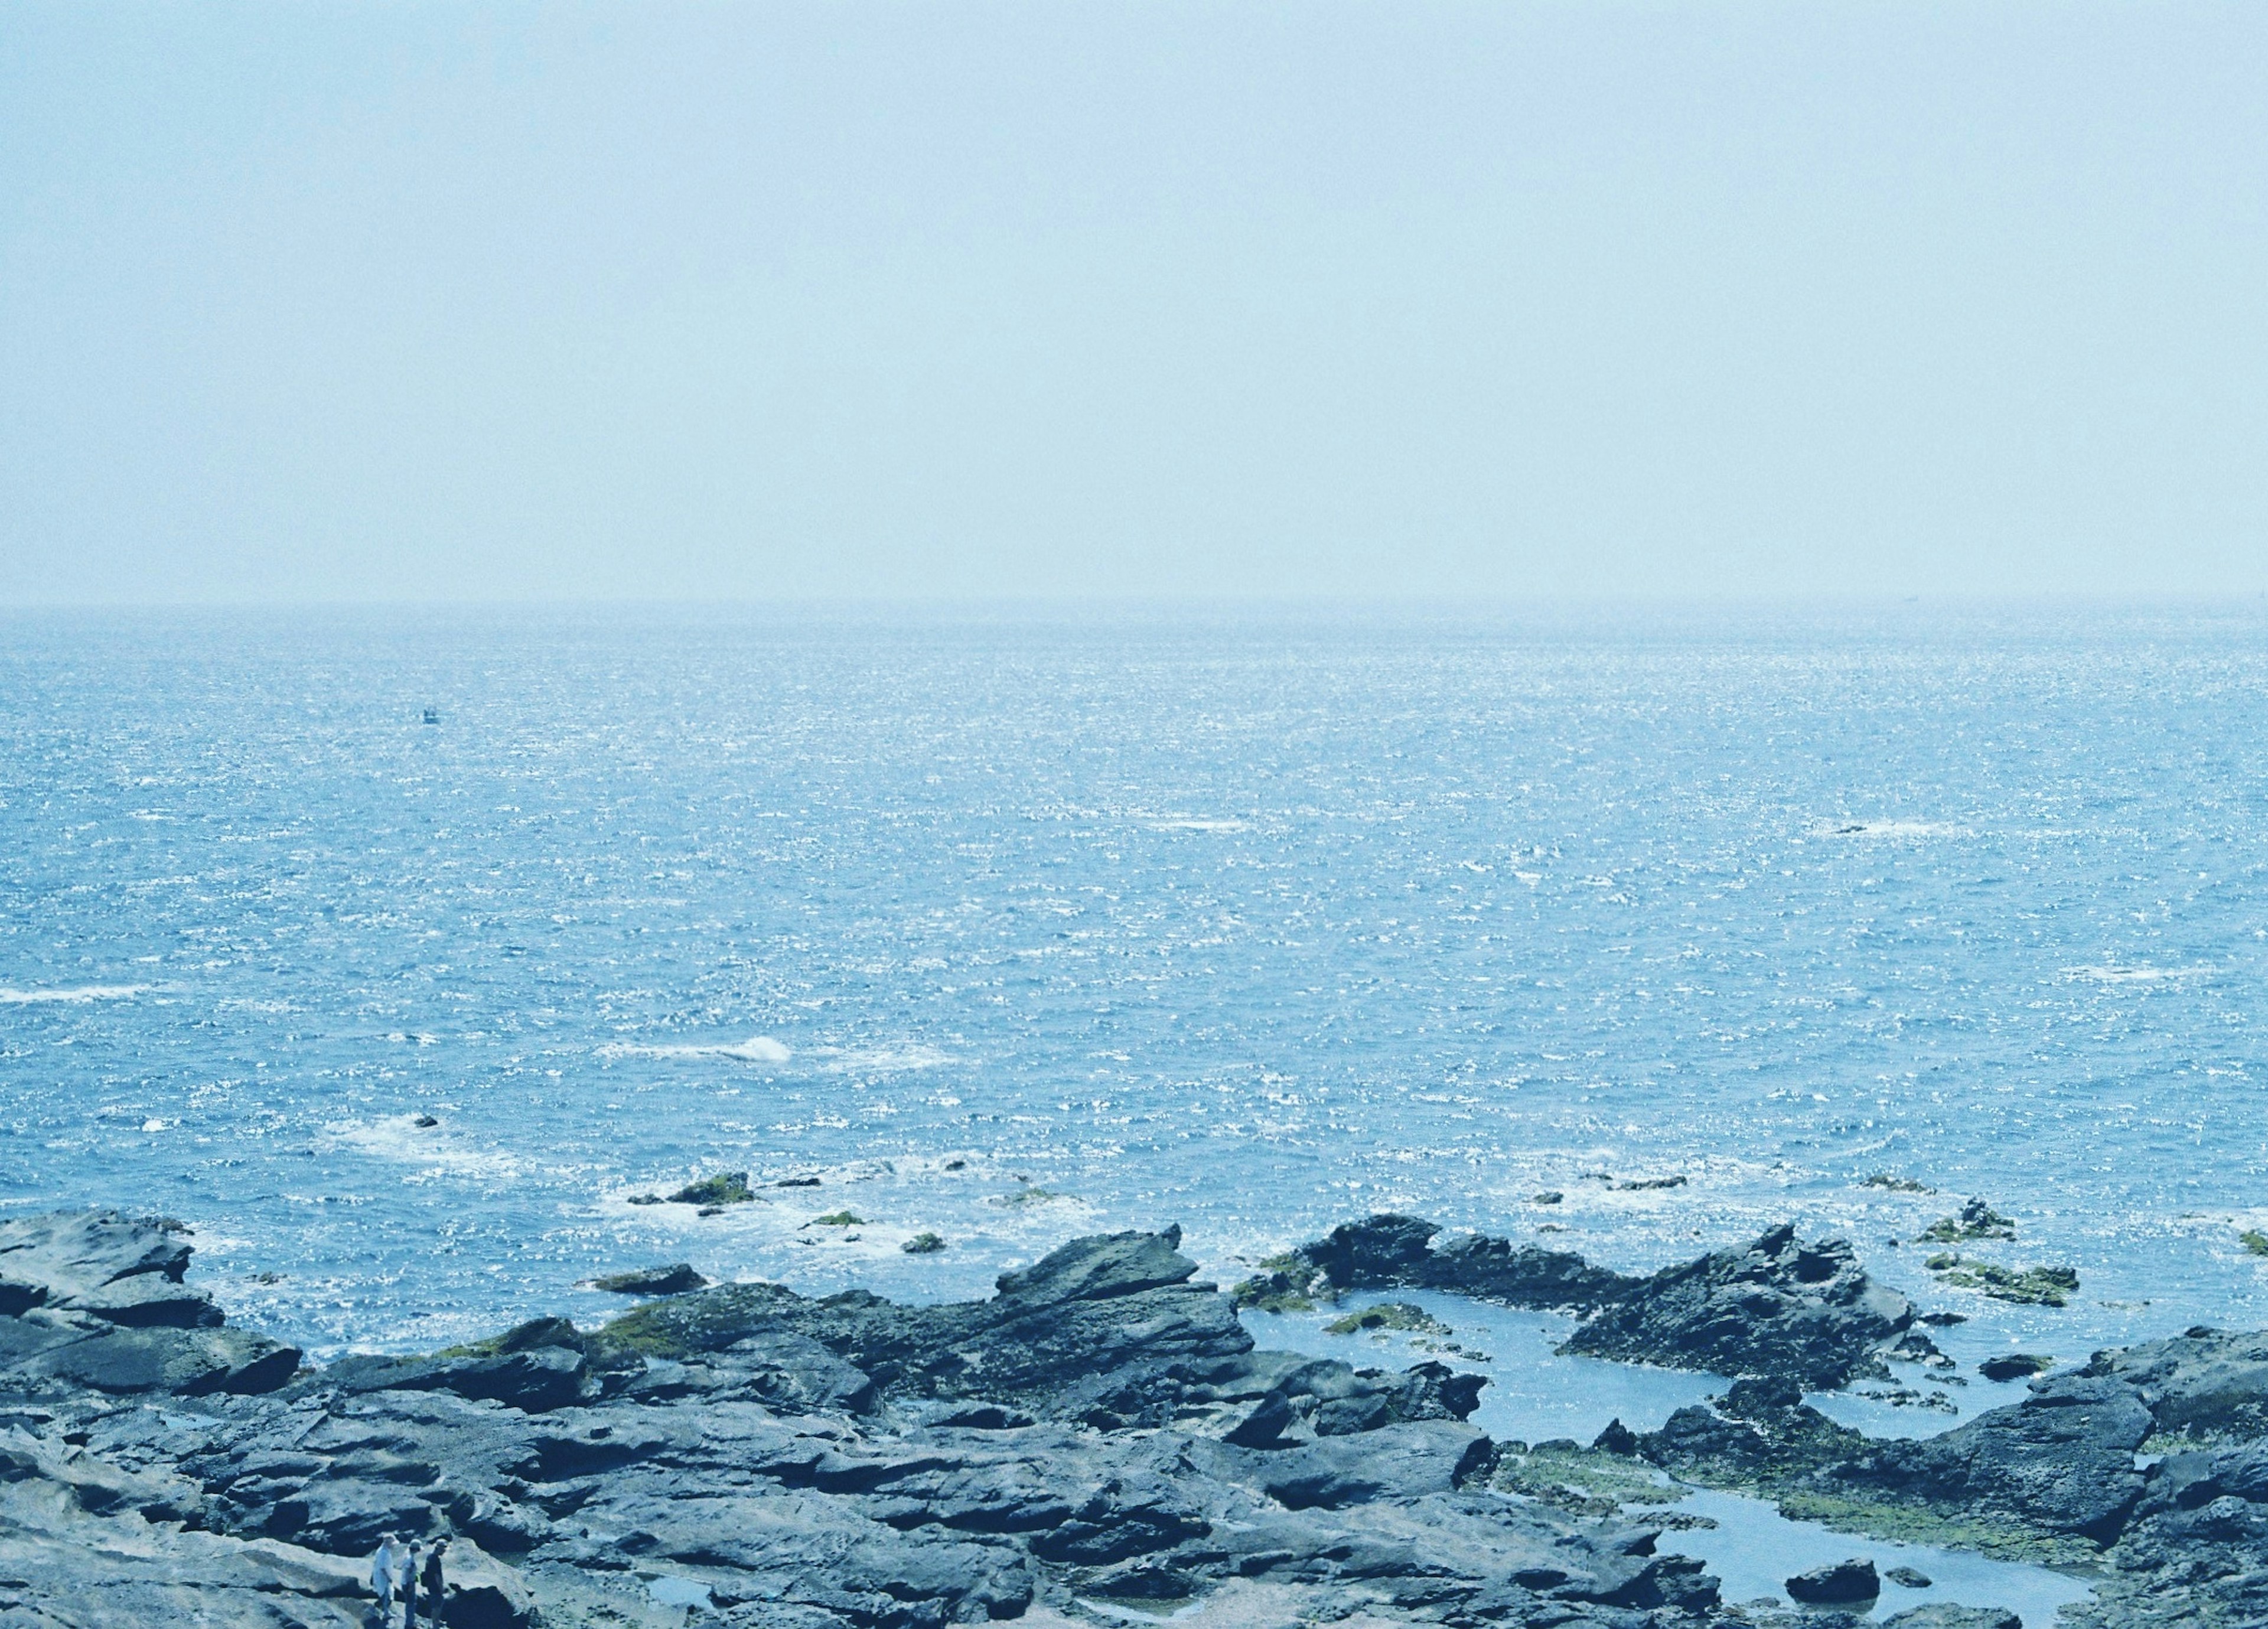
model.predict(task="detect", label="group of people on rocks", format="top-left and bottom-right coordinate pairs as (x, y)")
top-left (368, 1533), bottom-right (447, 1627)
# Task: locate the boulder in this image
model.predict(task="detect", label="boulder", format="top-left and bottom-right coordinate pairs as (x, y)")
top-left (589, 1262), bottom-right (710, 1295)
top-left (1785, 1557), bottom-right (1878, 1604)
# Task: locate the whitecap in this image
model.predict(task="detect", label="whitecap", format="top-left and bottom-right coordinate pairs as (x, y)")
top-left (1151, 818), bottom-right (1247, 833)
top-left (813, 1044), bottom-right (953, 1074)
top-left (2067, 965), bottom-right (2211, 984)
top-left (0, 984), bottom-right (149, 1005)
top-left (599, 1035), bottom-right (793, 1064)
top-left (321, 1116), bottom-right (525, 1180)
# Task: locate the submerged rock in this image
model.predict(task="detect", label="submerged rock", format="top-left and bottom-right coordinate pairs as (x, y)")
top-left (1925, 1255), bottom-right (2080, 1307)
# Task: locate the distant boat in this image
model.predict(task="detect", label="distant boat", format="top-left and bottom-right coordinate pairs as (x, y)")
top-left (422, 708), bottom-right (441, 725)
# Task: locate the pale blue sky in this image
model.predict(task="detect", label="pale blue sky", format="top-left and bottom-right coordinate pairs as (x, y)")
top-left (2, 2), bottom-right (2263, 604)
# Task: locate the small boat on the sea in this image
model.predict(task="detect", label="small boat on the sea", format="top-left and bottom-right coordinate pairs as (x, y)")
top-left (422, 707), bottom-right (441, 725)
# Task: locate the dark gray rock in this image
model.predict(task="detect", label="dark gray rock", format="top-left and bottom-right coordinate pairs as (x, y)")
top-left (1846, 1373), bottom-right (2152, 1542)
top-left (325, 1345), bottom-right (588, 1412)
top-left (1785, 1557), bottom-right (1878, 1603)
top-left (1247, 1213), bottom-right (1635, 1314)
top-left (589, 1262), bottom-right (709, 1295)
top-left (0, 1211), bottom-right (194, 1303)
top-left (26, 1322), bottom-right (298, 1396)
top-left (2083, 1325), bottom-right (2268, 1441)
top-left (1251, 1216), bottom-right (1912, 1391)
top-left (27, 1206), bottom-right (2266, 1629)
top-left (1562, 1223), bottom-right (1913, 1389)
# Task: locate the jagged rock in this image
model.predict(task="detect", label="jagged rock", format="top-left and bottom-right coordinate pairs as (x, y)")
top-left (995, 1224), bottom-right (1198, 1304)
top-left (1249, 1217), bottom-right (1909, 1390)
top-left (1240, 1214), bottom-right (1635, 1315)
top-left (1843, 1373), bottom-right (2152, 1541)
top-left (26, 1206), bottom-right (2268, 1629)
top-left (1562, 1224), bottom-right (1912, 1389)
top-left (0, 1211), bottom-right (194, 1305)
top-left (1785, 1557), bottom-right (1878, 1603)
top-left (2083, 1325), bottom-right (2268, 1441)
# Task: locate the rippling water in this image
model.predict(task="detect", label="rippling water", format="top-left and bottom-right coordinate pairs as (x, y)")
top-left (5, 604), bottom-right (2267, 1369)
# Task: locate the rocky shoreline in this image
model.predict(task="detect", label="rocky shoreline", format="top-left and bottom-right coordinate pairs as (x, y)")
top-left (3, 1206), bottom-right (2261, 1627)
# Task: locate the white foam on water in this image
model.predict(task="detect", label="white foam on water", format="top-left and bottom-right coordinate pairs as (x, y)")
top-left (1151, 818), bottom-right (1247, 833)
top-left (321, 1116), bottom-right (526, 1181)
top-left (1658, 1486), bottom-right (2093, 1628)
top-left (599, 1035), bottom-right (793, 1064)
top-left (2067, 963), bottom-right (2212, 983)
top-left (1813, 819), bottom-right (1968, 839)
top-left (812, 1044), bottom-right (953, 1074)
top-left (0, 983), bottom-right (149, 1005)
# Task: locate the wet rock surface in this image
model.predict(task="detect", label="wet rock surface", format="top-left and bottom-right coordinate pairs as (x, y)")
top-left (0, 1211), bottom-right (1725, 1628)
top-left (2, 1206), bottom-right (2260, 1627)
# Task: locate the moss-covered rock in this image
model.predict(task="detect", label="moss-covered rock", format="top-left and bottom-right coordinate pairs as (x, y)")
top-left (666, 1171), bottom-right (757, 1206)
top-left (901, 1232), bottom-right (947, 1254)
top-left (1323, 1302), bottom-right (1449, 1338)
top-left (1920, 1198), bottom-right (2018, 1243)
top-left (1231, 1252), bottom-right (1332, 1313)
top-left (1925, 1255), bottom-right (2077, 1307)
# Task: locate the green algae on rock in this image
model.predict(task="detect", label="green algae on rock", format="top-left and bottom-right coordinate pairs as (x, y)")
top-left (1925, 1255), bottom-right (2078, 1306)
top-left (665, 1171), bottom-right (757, 1206)
top-left (1324, 1301), bottom-right (1450, 1337)
top-left (901, 1231), bottom-right (947, 1253)
top-left (1920, 1198), bottom-right (2019, 1243)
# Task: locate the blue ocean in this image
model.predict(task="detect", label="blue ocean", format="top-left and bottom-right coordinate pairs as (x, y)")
top-left (6, 603), bottom-right (2267, 1395)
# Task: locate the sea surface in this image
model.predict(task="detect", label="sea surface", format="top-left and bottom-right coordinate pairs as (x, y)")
top-left (6, 602), bottom-right (2268, 1400)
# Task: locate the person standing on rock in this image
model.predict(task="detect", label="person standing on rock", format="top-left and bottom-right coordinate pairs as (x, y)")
top-left (397, 1541), bottom-right (422, 1628)
top-left (369, 1533), bottom-right (401, 1620)
top-left (419, 1537), bottom-right (448, 1624)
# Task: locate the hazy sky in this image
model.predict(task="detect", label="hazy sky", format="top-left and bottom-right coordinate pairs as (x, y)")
top-left (3, 3), bottom-right (2263, 605)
